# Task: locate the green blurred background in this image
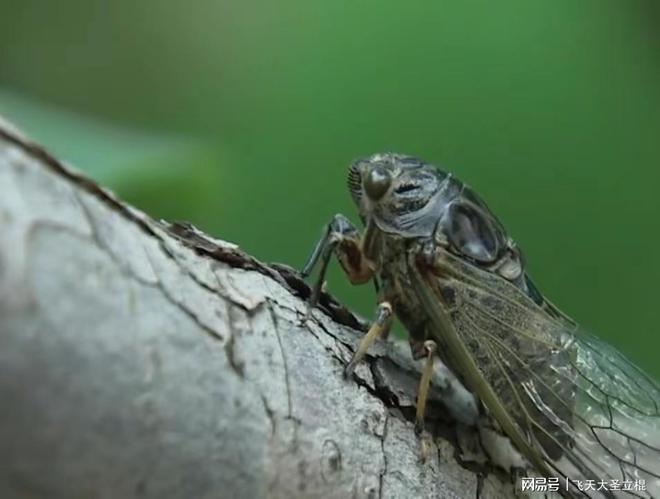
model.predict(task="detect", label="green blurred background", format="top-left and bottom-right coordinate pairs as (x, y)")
top-left (1, 1), bottom-right (658, 378)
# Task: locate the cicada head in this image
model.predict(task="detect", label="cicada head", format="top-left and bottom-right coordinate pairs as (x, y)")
top-left (348, 153), bottom-right (454, 238)
top-left (348, 153), bottom-right (534, 291)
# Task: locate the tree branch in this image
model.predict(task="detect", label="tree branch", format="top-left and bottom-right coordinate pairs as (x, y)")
top-left (0, 116), bottom-right (512, 498)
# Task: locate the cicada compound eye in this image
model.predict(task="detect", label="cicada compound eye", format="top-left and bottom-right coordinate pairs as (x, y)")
top-left (363, 165), bottom-right (392, 201)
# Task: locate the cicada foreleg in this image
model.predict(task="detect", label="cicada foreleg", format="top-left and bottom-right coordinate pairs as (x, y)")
top-left (303, 215), bottom-right (393, 375)
top-left (301, 214), bottom-right (375, 314)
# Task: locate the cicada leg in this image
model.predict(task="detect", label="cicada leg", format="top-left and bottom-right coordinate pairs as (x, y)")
top-left (414, 340), bottom-right (438, 434)
top-left (412, 339), bottom-right (438, 462)
top-left (344, 301), bottom-right (393, 377)
top-left (301, 214), bottom-right (374, 314)
top-left (303, 215), bottom-right (392, 375)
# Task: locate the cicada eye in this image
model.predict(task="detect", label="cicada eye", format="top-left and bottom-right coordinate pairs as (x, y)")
top-left (363, 166), bottom-right (392, 201)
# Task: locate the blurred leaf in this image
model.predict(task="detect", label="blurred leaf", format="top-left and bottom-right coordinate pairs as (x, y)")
top-left (0, 88), bottom-right (230, 235)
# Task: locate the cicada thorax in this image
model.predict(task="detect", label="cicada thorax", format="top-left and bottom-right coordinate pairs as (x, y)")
top-left (366, 167), bottom-right (580, 464)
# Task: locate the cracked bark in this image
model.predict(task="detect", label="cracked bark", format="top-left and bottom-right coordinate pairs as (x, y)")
top-left (0, 116), bottom-right (514, 499)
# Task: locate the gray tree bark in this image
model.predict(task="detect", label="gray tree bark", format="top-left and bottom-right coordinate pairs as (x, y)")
top-left (0, 116), bottom-right (513, 499)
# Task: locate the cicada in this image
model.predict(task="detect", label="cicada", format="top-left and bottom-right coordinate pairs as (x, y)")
top-left (302, 153), bottom-right (660, 498)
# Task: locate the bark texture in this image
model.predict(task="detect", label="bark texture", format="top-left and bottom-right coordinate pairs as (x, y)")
top-left (0, 116), bottom-right (513, 499)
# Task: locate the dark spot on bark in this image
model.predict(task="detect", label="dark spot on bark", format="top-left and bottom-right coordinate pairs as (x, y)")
top-left (321, 439), bottom-right (342, 482)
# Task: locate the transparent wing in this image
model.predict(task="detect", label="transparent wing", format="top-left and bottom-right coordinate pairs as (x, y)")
top-left (413, 248), bottom-right (660, 498)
